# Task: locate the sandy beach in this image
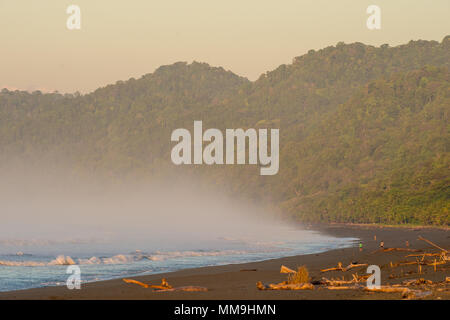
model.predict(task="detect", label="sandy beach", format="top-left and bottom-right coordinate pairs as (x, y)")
top-left (0, 224), bottom-right (448, 300)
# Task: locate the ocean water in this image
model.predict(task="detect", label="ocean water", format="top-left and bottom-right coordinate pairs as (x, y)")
top-left (0, 228), bottom-right (357, 292)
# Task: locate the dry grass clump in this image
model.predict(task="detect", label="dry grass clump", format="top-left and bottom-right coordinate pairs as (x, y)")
top-left (287, 266), bottom-right (309, 284)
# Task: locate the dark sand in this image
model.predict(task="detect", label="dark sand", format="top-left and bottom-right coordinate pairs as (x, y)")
top-left (1, 224), bottom-right (448, 300)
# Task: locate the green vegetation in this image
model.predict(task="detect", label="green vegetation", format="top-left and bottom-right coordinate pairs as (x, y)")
top-left (1, 37), bottom-right (449, 226)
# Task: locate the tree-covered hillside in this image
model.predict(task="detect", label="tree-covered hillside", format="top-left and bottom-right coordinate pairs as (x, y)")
top-left (0, 37), bottom-right (448, 225)
top-left (282, 66), bottom-right (449, 225)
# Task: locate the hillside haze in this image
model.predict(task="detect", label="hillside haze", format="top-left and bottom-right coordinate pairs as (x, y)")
top-left (1, 37), bottom-right (449, 226)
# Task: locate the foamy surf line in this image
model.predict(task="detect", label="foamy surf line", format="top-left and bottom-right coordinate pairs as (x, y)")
top-left (0, 237), bottom-right (357, 292)
top-left (0, 249), bottom-right (259, 267)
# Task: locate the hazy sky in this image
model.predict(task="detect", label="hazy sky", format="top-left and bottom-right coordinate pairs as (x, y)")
top-left (1, 0), bottom-right (449, 93)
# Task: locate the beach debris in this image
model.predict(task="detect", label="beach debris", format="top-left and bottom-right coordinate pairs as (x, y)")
top-left (256, 281), bottom-right (265, 290)
top-left (256, 281), bottom-right (313, 290)
top-left (154, 286), bottom-right (208, 292)
top-left (321, 262), bottom-right (344, 272)
top-left (364, 285), bottom-right (410, 294)
top-left (402, 278), bottom-right (433, 286)
top-left (387, 251), bottom-right (449, 273)
top-left (258, 241), bottom-right (449, 298)
top-left (122, 278), bottom-right (207, 292)
top-left (320, 262), bottom-right (368, 272)
top-left (123, 278), bottom-right (149, 288)
top-left (404, 290), bottom-right (433, 300)
top-left (321, 278), bottom-right (355, 286)
top-left (319, 274), bottom-right (369, 289)
top-left (351, 273), bottom-right (370, 282)
top-left (257, 265), bottom-right (313, 290)
top-left (418, 236), bottom-right (448, 253)
top-left (317, 274), bottom-right (444, 298)
top-left (405, 253), bottom-right (441, 258)
top-left (389, 260), bottom-right (418, 268)
top-left (371, 247), bottom-right (421, 254)
top-left (344, 263), bottom-right (368, 271)
top-left (123, 278), bottom-right (172, 289)
top-left (280, 265), bottom-right (296, 273)
top-left (311, 275), bottom-right (365, 290)
top-left (240, 268), bottom-right (257, 272)
top-left (149, 278), bottom-right (173, 290)
top-left (382, 248), bottom-right (421, 253)
top-left (370, 275), bottom-right (450, 299)
top-left (325, 285), bottom-right (359, 290)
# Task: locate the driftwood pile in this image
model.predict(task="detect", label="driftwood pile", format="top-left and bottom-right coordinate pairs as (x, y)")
top-left (385, 236), bottom-right (449, 275)
top-left (122, 278), bottom-right (208, 292)
top-left (257, 236), bottom-right (449, 299)
top-left (257, 265), bottom-right (314, 291)
top-left (320, 262), bottom-right (368, 272)
top-left (257, 265), bottom-right (374, 291)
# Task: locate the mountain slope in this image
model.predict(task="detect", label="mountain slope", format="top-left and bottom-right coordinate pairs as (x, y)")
top-left (282, 66), bottom-right (449, 225)
top-left (0, 37), bottom-right (448, 225)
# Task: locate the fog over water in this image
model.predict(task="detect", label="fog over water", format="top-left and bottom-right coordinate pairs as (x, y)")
top-left (1, 165), bottom-right (284, 253)
top-left (0, 165), bottom-right (356, 291)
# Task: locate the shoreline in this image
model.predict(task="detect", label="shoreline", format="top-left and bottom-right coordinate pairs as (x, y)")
top-left (0, 224), bottom-right (448, 300)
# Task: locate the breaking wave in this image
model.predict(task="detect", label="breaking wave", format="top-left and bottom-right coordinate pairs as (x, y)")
top-left (0, 255), bottom-right (76, 266)
top-left (0, 248), bottom-right (284, 267)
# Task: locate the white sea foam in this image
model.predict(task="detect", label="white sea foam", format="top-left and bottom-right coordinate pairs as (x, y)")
top-left (0, 255), bottom-right (76, 266)
top-left (48, 255), bottom-right (76, 265)
top-left (79, 254), bottom-right (138, 265)
top-left (0, 250), bottom-right (257, 267)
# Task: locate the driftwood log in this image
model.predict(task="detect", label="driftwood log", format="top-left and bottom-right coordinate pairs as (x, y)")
top-left (364, 286), bottom-right (410, 294)
top-left (280, 265), bottom-right (296, 273)
top-left (321, 262), bottom-right (368, 272)
top-left (123, 278), bottom-right (207, 292)
top-left (344, 263), bottom-right (368, 271)
top-left (155, 286), bottom-right (208, 292)
top-left (321, 262), bottom-right (344, 272)
top-left (325, 285), bottom-right (360, 290)
top-left (257, 281), bottom-right (313, 290)
top-left (352, 273), bottom-right (370, 282)
top-left (123, 278), bottom-right (149, 288)
top-left (418, 236), bottom-right (448, 253)
top-left (123, 278), bottom-right (173, 289)
top-left (149, 278), bottom-right (173, 290)
top-left (406, 253), bottom-right (440, 258)
top-left (322, 277), bottom-right (356, 286)
top-left (402, 278), bottom-right (433, 286)
top-left (382, 248), bottom-right (421, 253)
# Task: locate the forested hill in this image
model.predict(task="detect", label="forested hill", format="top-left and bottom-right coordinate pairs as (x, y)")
top-left (0, 37), bottom-right (449, 226)
top-left (282, 66), bottom-right (449, 225)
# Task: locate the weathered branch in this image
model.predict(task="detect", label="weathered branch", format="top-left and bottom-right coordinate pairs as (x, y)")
top-left (256, 281), bottom-right (313, 290)
top-left (280, 265), bottom-right (296, 273)
top-left (123, 278), bottom-right (149, 288)
top-left (418, 236), bottom-right (448, 253)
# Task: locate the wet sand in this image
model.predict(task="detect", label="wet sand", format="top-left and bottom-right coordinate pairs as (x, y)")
top-left (0, 224), bottom-right (448, 300)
